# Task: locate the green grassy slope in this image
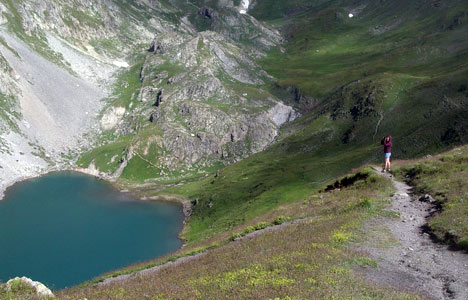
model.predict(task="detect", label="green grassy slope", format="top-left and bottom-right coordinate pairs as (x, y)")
top-left (53, 1), bottom-right (468, 296)
top-left (75, 0), bottom-right (468, 254)
top-left (152, 0), bottom-right (468, 244)
top-left (60, 145), bottom-right (468, 299)
top-left (162, 112), bottom-right (379, 243)
top-left (257, 0), bottom-right (468, 155)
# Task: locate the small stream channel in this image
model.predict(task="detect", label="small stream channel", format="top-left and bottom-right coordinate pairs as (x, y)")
top-left (0, 172), bottom-right (184, 290)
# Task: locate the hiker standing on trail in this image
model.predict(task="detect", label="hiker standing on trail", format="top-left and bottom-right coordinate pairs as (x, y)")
top-left (381, 136), bottom-right (392, 172)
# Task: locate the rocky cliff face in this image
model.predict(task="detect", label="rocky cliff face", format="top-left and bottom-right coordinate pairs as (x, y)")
top-left (0, 0), bottom-right (298, 192)
top-left (80, 4), bottom-right (299, 183)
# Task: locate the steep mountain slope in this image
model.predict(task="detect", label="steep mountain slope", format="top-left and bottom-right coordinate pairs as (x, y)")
top-left (149, 0), bottom-right (468, 243)
top-left (256, 0), bottom-right (468, 155)
top-left (0, 30), bottom-right (104, 196)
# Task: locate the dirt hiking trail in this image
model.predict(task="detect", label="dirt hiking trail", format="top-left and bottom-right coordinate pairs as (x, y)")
top-left (361, 167), bottom-right (468, 299)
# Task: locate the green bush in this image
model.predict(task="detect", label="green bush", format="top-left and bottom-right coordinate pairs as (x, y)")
top-left (255, 222), bottom-right (269, 230)
top-left (273, 216), bottom-right (287, 225)
top-left (243, 226), bottom-right (256, 235)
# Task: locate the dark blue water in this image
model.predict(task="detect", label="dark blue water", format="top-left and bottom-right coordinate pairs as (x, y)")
top-left (0, 172), bottom-right (184, 290)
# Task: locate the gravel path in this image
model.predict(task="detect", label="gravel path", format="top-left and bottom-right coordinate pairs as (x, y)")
top-left (360, 167), bottom-right (468, 299)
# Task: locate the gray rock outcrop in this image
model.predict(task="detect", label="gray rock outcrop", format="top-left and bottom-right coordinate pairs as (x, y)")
top-left (6, 277), bottom-right (54, 298)
top-left (99, 21), bottom-right (297, 177)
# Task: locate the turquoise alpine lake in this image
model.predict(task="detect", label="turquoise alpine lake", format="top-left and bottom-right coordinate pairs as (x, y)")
top-left (0, 172), bottom-right (184, 290)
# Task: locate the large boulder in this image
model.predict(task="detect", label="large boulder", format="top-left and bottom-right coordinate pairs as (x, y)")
top-left (6, 276), bottom-right (54, 298)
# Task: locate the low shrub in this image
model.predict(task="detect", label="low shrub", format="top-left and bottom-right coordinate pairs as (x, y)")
top-left (255, 222), bottom-right (269, 230)
top-left (273, 215), bottom-right (287, 225)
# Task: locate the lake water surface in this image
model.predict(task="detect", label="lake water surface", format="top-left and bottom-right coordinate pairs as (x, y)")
top-left (0, 172), bottom-right (184, 290)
